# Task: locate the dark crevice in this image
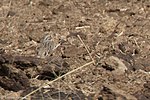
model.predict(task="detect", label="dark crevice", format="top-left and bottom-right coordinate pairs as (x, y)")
top-left (102, 63), bottom-right (115, 71)
top-left (37, 71), bottom-right (65, 81)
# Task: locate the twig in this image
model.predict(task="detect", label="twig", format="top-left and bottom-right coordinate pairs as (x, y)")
top-left (77, 35), bottom-right (95, 64)
top-left (117, 31), bottom-right (124, 37)
top-left (75, 26), bottom-right (90, 29)
top-left (21, 61), bottom-right (94, 99)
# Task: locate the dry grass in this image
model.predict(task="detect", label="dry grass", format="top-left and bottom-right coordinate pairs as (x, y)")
top-left (77, 35), bottom-right (95, 64)
top-left (21, 61), bottom-right (94, 99)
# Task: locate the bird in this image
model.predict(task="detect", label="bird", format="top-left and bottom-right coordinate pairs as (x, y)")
top-left (36, 35), bottom-right (56, 58)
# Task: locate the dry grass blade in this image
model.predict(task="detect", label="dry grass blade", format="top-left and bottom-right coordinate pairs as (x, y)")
top-left (77, 35), bottom-right (95, 64)
top-left (21, 61), bottom-right (94, 99)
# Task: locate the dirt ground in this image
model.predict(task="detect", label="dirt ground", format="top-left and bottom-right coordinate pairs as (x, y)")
top-left (0, 0), bottom-right (150, 100)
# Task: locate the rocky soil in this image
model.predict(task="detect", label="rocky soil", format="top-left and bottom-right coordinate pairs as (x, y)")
top-left (0, 0), bottom-right (150, 100)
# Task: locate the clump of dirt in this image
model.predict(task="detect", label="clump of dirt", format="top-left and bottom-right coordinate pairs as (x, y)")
top-left (0, 0), bottom-right (150, 99)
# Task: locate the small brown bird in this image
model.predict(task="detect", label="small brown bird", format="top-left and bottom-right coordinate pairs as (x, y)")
top-left (36, 35), bottom-right (57, 58)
